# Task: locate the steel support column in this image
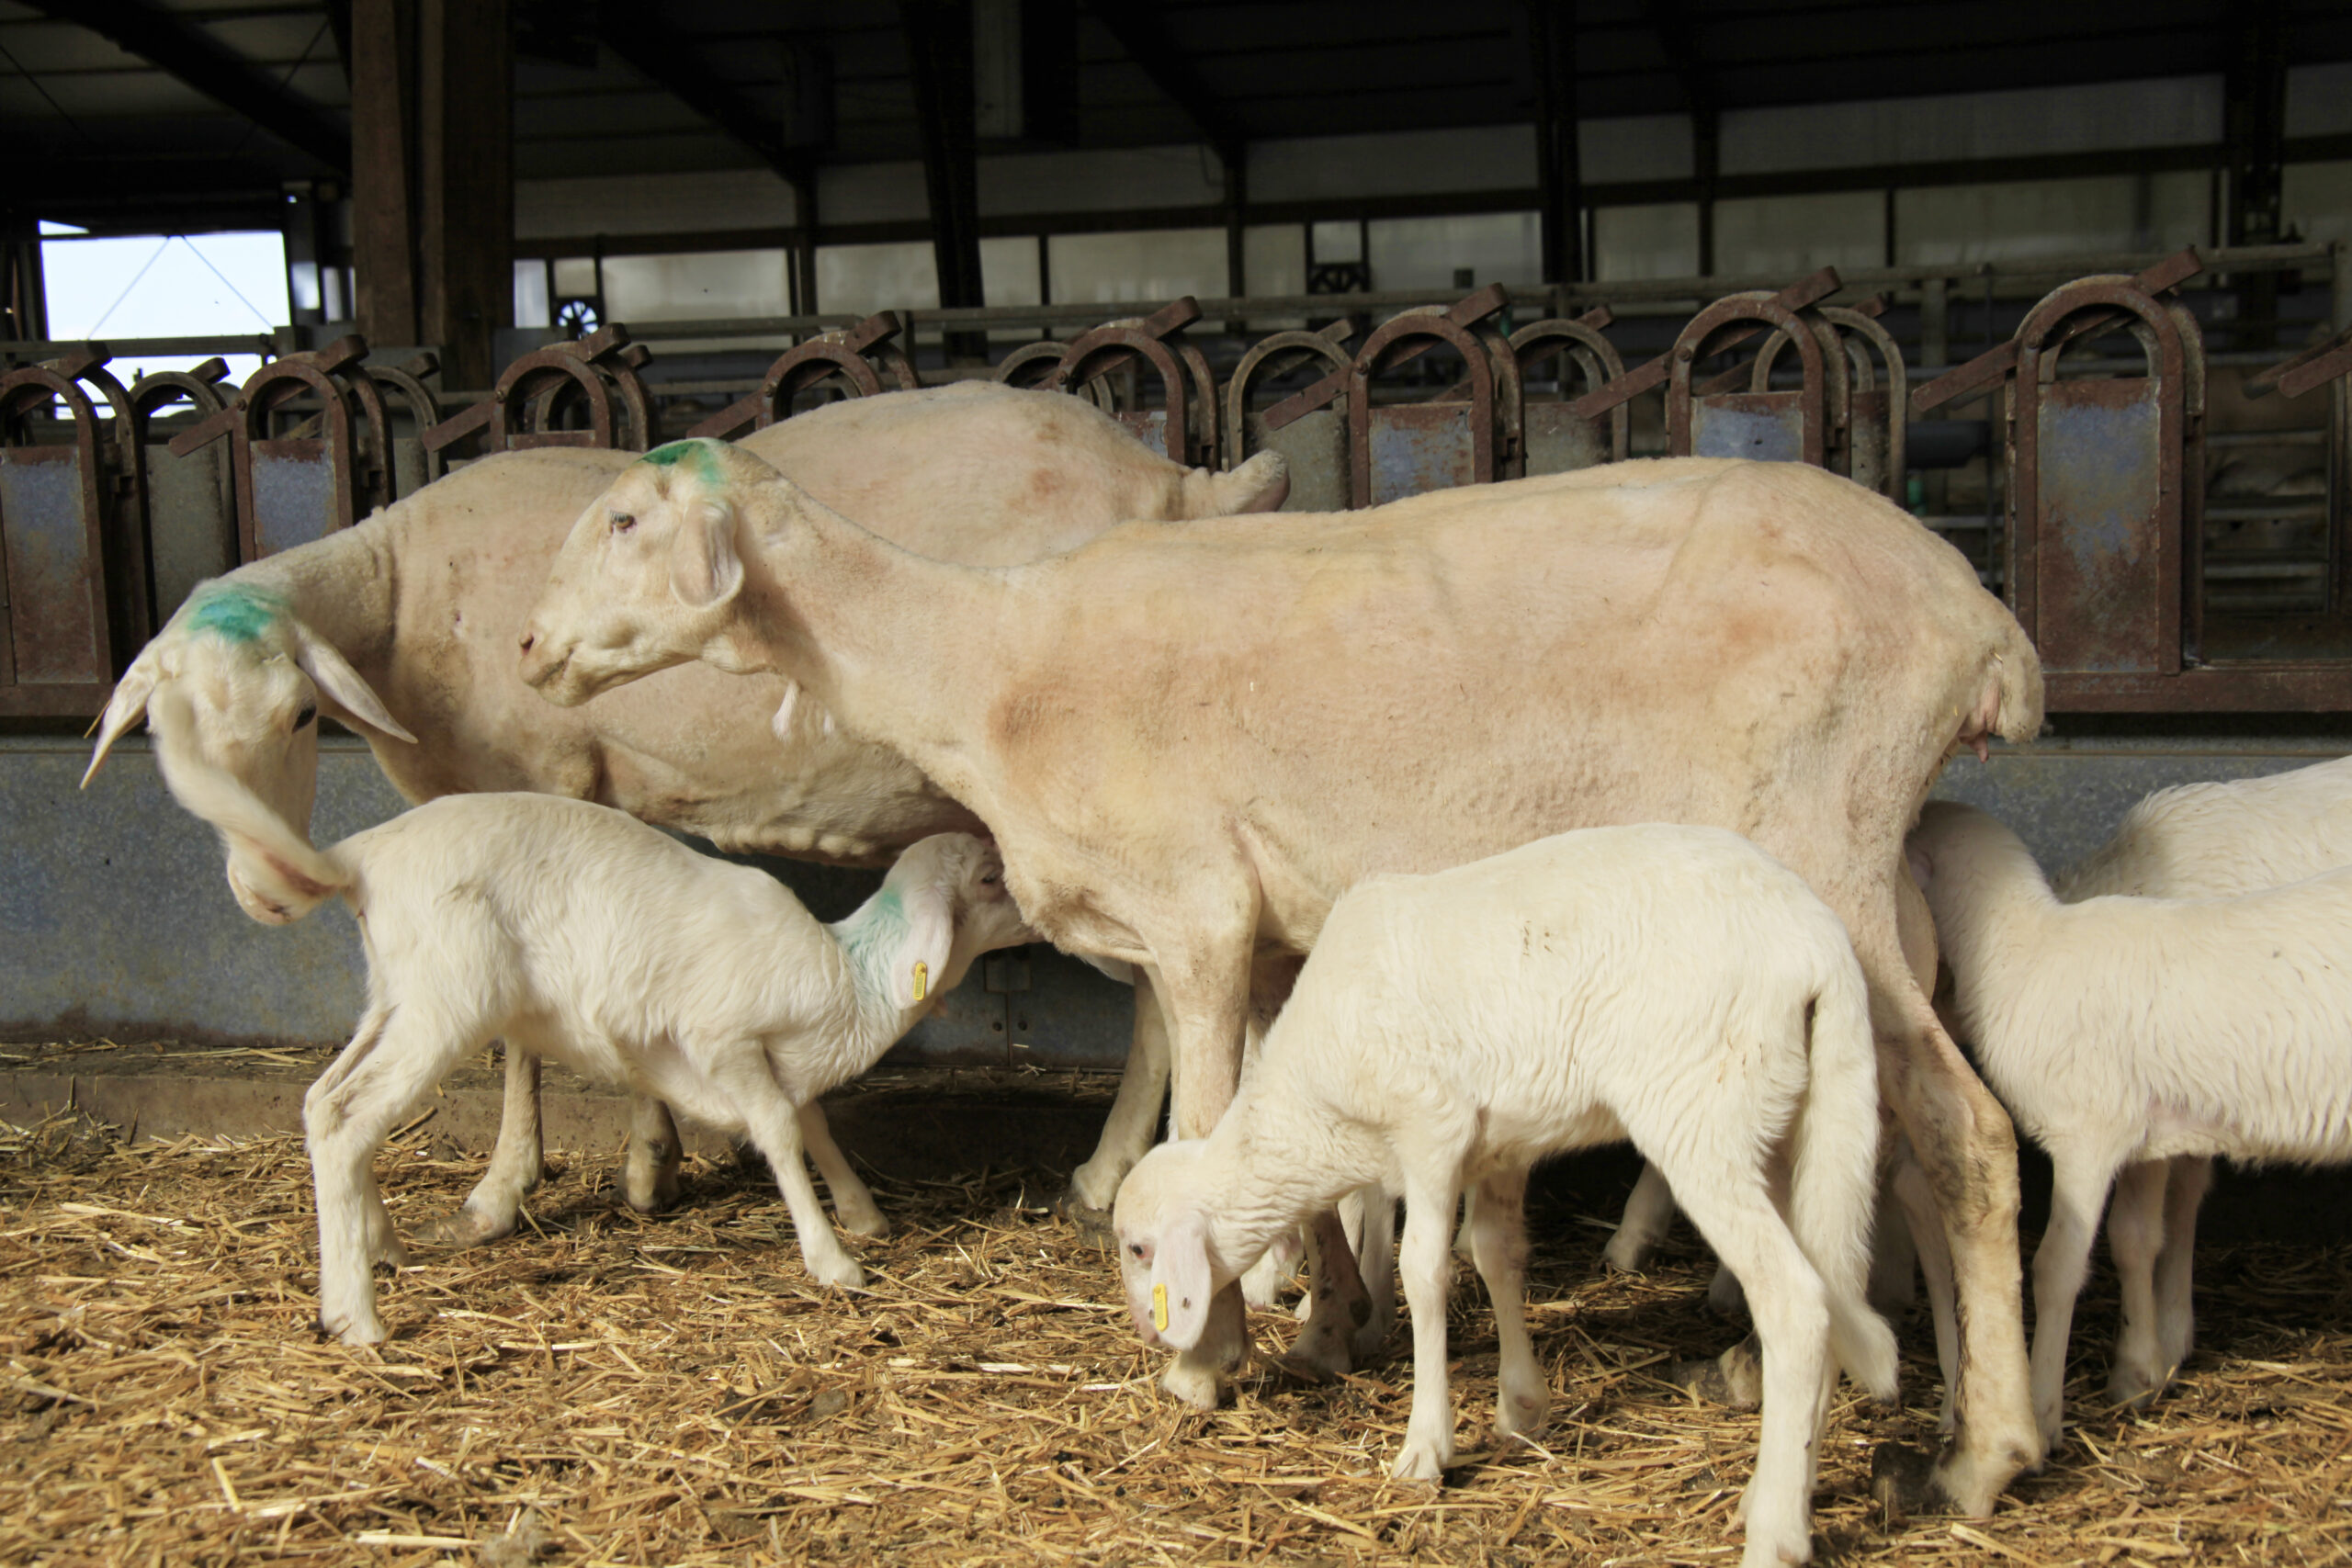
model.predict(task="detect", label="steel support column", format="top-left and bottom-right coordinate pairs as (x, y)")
top-left (1529, 0), bottom-right (1582, 285)
top-left (905, 0), bottom-right (988, 361)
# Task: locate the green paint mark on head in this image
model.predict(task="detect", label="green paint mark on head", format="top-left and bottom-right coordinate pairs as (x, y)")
top-left (183, 581), bottom-right (287, 646)
top-left (836, 885), bottom-right (910, 1001)
top-left (640, 439), bottom-right (725, 482)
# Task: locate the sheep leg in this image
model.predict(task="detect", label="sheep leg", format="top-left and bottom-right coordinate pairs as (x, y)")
top-left (1672, 1169), bottom-right (1834, 1568)
top-left (1352, 1184), bottom-right (1398, 1361)
top-left (306, 1002), bottom-right (480, 1347)
top-left (714, 1052), bottom-right (865, 1289)
top-left (1862, 923), bottom-right (2037, 1519)
top-left (1063, 969), bottom-right (1171, 1218)
top-left (2028, 1153), bottom-right (2115, 1457)
top-left (1890, 1144), bottom-right (1961, 1435)
top-left (1286, 1208), bottom-right (1370, 1376)
top-left (2105, 1159), bottom-right (2170, 1409)
top-left (1469, 1167), bottom-right (1549, 1442)
top-left (799, 1102), bottom-right (888, 1238)
top-left (622, 1096), bottom-right (684, 1214)
top-left (2152, 1155), bottom-right (2211, 1384)
top-left (1605, 1161), bottom-right (1677, 1273)
top-left (1867, 1169), bottom-right (1921, 1314)
top-left (1392, 1174), bottom-right (1463, 1483)
top-left (1155, 933), bottom-right (1257, 1410)
top-left (420, 1042), bottom-right (543, 1247)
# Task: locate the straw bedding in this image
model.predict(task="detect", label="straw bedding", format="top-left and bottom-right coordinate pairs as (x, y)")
top-left (5, 1059), bottom-right (2352, 1565)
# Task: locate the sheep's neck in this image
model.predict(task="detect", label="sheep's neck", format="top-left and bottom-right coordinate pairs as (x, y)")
top-left (828, 882), bottom-right (929, 1051)
top-left (1933, 837), bottom-right (2061, 1052)
top-left (1198, 1083), bottom-right (1385, 1276)
top-left (741, 498), bottom-right (1004, 793)
top-left (230, 513), bottom-right (400, 679)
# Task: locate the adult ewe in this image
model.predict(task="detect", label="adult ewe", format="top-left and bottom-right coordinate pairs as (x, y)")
top-left (519, 441), bottom-right (2044, 1516)
top-left (83, 383), bottom-right (1285, 1243)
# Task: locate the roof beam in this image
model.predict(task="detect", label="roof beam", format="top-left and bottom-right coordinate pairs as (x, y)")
top-left (595, 3), bottom-right (812, 185)
top-left (1084, 2), bottom-right (1244, 164)
top-left (20, 0), bottom-right (351, 172)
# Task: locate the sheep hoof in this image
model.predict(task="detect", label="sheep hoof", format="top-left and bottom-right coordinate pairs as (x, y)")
top-left (1600, 1240), bottom-right (1651, 1274)
top-left (2106, 1368), bottom-right (2165, 1411)
top-left (1667, 1339), bottom-right (1762, 1410)
top-left (322, 1309), bottom-right (388, 1348)
top-left (1867, 1444), bottom-right (1948, 1520)
top-left (1049, 1190), bottom-right (1116, 1247)
top-left (1389, 1439), bottom-right (1448, 1483)
top-left (806, 1255), bottom-right (865, 1290)
top-left (837, 1209), bottom-right (891, 1240)
top-left (1160, 1359), bottom-right (1225, 1411)
top-left (417, 1207), bottom-right (512, 1248)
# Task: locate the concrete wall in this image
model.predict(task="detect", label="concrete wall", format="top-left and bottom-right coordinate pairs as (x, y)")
top-left (7, 731), bottom-right (2346, 1056)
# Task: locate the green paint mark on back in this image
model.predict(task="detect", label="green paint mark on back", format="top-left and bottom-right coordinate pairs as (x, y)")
top-left (183, 582), bottom-right (287, 645)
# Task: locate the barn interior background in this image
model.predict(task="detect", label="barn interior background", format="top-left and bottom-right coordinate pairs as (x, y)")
top-left (6, 4), bottom-right (2352, 1562)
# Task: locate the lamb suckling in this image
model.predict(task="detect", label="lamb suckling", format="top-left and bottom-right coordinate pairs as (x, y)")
top-left (1112, 826), bottom-right (1897, 1568)
top-left (158, 750), bottom-right (1030, 1346)
top-left (1907, 799), bottom-right (2352, 1452)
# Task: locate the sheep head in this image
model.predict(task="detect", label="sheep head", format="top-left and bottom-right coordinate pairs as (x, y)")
top-left (521, 437), bottom-right (795, 706)
top-left (1111, 1140), bottom-right (1227, 1350)
top-left (82, 582), bottom-right (414, 925)
top-left (858, 831), bottom-right (1034, 1009)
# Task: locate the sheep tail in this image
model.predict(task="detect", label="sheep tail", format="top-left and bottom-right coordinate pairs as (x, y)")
top-left (1959, 617), bottom-right (2046, 761)
top-left (1789, 956), bottom-right (1901, 1401)
top-left (155, 746), bottom-right (356, 924)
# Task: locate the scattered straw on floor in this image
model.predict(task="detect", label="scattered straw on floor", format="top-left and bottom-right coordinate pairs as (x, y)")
top-left (5, 1108), bottom-right (2352, 1565)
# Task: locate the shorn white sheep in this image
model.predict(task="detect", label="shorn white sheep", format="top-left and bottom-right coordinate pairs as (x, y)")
top-left (1112, 826), bottom-right (1897, 1568)
top-left (1907, 798), bottom-right (2352, 1452)
top-left (158, 749), bottom-right (1030, 1347)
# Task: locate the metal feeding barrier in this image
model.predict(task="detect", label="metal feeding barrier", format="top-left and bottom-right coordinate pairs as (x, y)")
top-left (0, 350), bottom-right (149, 714)
top-left (687, 312), bottom-right (921, 441)
top-left (16, 241), bottom-right (2352, 717)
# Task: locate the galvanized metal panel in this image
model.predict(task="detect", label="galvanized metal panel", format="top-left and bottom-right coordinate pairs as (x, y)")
top-left (143, 442), bottom-right (235, 619)
top-left (1522, 402), bottom-right (1606, 475)
top-left (1690, 392), bottom-right (1806, 464)
top-left (1368, 403), bottom-right (1474, 505)
top-left (0, 448), bottom-right (103, 684)
top-left (1249, 409), bottom-right (1349, 513)
top-left (2034, 380), bottom-right (2165, 674)
top-left (249, 440), bottom-right (337, 558)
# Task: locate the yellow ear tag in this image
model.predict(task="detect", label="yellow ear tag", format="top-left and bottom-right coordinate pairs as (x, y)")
top-left (911, 960), bottom-right (928, 1003)
top-left (1151, 1283), bottom-right (1169, 1332)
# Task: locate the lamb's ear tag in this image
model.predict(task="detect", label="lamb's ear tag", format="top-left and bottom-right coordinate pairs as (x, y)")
top-left (1151, 1283), bottom-right (1169, 1332)
top-left (911, 960), bottom-right (928, 1003)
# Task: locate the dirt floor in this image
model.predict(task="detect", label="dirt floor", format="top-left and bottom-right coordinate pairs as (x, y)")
top-left (5, 1080), bottom-right (2352, 1565)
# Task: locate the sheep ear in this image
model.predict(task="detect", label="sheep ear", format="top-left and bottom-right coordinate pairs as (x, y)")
top-left (671, 499), bottom-right (744, 610)
top-left (82, 660), bottom-right (160, 787)
top-left (289, 623), bottom-right (418, 745)
top-left (1149, 1210), bottom-right (1216, 1349)
top-left (888, 879), bottom-right (957, 1009)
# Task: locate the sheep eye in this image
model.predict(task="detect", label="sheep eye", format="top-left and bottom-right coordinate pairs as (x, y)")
top-left (981, 872), bottom-right (1000, 886)
top-left (609, 511), bottom-right (636, 534)
top-left (1128, 1243), bottom-right (1145, 1259)
top-left (293, 703), bottom-right (317, 730)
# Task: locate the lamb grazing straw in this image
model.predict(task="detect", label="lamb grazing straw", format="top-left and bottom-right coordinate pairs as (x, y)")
top-left (1113, 826), bottom-right (1898, 1568)
top-left (153, 739), bottom-right (1029, 1346)
top-left (1907, 798), bottom-right (2352, 1453)
top-left (518, 439), bottom-right (2045, 1517)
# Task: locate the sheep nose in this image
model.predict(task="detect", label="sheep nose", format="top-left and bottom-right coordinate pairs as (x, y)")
top-left (517, 628), bottom-right (537, 655)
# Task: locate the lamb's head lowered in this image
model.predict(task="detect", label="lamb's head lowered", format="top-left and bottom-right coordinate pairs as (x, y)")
top-left (83, 581), bottom-right (416, 924)
top-left (521, 438), bottom-right (797, 707)
top-left (867, 831), bottom-right (1036, 1008)
top-left (1111, 1139), bottom-right (1244, 1352)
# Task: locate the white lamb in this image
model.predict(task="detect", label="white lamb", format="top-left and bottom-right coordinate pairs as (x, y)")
top-left (1112, 826), bottom-right (1897, 1568)
top-left (1907, 798), bottom-right (2352, 1452)
top-left (158, 752), bottom-right (1030, 1347)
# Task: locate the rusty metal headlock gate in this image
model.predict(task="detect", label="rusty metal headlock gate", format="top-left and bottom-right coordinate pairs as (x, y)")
top-left (424, 325), bottom-right (654, 459)
top-left (1509, 308), bottom-right (1628, 475)
top-left (687, 313), bottom-right (921, 441)
top-left (126, 358), bottom-right (236, 618)
top-left (1907, 249), bottom-right (2286, 710)
top-left (167, 336), bottom-right (391, 563)
top-left (1348, 285), bottom-right (1514, 508)
top-left (0, 351), bottom-right (151, 715)
top-left (2246, 322), bottom-right (2352, 624)
top-left (1225, 320), bottom-right (1355, 512)
top-left (1032, 298), bottom-right (1220, 470)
